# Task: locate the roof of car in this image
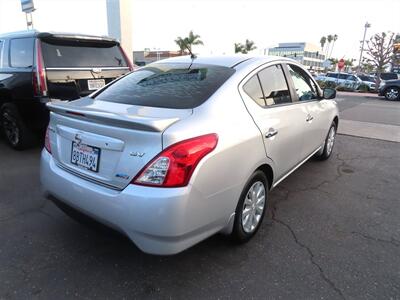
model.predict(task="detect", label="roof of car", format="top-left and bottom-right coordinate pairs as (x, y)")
top-left (0, 30), bottom-right (117, 43)
top-left (153, 55), bottom-right (295, 68)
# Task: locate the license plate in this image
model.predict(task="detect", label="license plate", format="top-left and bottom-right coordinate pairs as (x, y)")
top-left (87, 79), bottom-right (105, 90)
top-left (71, 142), bottom-right (101, 172)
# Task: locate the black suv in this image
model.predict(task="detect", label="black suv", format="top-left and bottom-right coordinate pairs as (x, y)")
top-left (0, 30), bottom-right (133, 149)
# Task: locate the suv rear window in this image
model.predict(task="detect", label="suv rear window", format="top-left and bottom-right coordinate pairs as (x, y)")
top-left (40, 39), bottom-right (127, 68)
top-left (95, 63), bottom-right (235, 109)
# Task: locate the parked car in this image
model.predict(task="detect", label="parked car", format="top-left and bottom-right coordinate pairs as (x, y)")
top-left (40, 55), bottom-right (339, 255)
top-left (378, 79), bottom-right (400, 100)
top-left (316, 71), bottom-right (364, 90)
top-left (0, 30), bottom-right (133, 149)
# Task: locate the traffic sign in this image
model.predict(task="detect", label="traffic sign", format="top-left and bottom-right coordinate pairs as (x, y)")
top-left (338, 58), bottom-right (345, 70)
top-left (20, 0), bottom-right (34, 13)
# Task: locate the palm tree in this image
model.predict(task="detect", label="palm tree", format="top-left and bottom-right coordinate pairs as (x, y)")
top-left (234, 43), bottom-right (244, 54)
top-left (174, 37), bottom-right (186, 55)
top-left (329, 34), bottom-right (338, 58)
top-left (326, 34), bottom-right (333, 58)
top-left (320, 36), bottom-right (327, 54)
top-left (244, 39), bottom-right (257, 53)
top-left (234, 40), bottom-right (257, 54)
top-left (174, 30), bottom-right (204, 54)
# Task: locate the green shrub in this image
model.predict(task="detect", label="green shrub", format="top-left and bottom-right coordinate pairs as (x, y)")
top-left (357, 83), bottom-right (370, 92)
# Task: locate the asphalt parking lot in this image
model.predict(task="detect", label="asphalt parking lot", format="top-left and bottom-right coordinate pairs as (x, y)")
top-left (1, 93), bottom-right (399, 299)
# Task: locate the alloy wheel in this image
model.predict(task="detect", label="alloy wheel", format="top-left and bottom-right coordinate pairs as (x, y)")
top-left (326, 126), bottom-right (336, 155)
top-left (385, 88), bottom-right (399, 100)
top-left (241, 181), bottom-right (265, 233)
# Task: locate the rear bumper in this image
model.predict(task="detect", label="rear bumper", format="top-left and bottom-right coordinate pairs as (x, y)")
top-left (40, 150), bottom-right (228, 255)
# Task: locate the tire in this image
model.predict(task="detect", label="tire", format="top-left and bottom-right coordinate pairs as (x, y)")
top-left (315, 122), bottom-right (337, 161)
top-left (384, 87), bottom-right (400, 101)
top-left (231, 170), bottom-right (268, 243)
top-left (0, 103), bottom-right (36, 150)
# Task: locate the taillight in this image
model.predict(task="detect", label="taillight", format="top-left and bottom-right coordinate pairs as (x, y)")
top-left (133, 134), bottom-right (218, 188)
top-left (33, 40), bottom-right (48, 96)
top-left (119, 45), bottom-right (134, 71)
top-left (44, 126), bottom-right (51, 154)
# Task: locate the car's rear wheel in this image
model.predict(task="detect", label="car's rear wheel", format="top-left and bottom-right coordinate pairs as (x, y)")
top-left (384, 87), bottom-right (400, 100)
top-left (315, 122), bottom-right (336, 161)
top-left (0, 103), bottom-right (36, 150)
top-left (231, 171), bottom-right (268, 243)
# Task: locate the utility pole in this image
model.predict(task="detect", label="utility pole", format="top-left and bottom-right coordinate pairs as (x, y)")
top-left (357, 22), bottom-right (371, 73)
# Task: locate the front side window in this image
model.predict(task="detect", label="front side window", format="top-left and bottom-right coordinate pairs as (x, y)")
top-left (287, 64), bottom-right (317, 101)
top-left (10, 38), bottom-right (34, 68)
top-left (258, 64), bottom-right (291, 106)
top-left (95, 63), bottom-right (235, 109)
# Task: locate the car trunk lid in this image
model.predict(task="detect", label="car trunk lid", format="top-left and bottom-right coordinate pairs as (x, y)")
top-left (47, 98), bottom-right (192, 189)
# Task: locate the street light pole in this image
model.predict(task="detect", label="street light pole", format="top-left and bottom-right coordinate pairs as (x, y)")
top-left (357, 22), bottom-right (371, 73)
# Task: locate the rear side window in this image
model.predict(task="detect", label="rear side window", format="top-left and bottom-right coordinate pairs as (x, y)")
top-left (10, 38), bottom-right (34, 68)
top-left (95, 63), bottom-right (235, 109)
top-left (338, 74), bottom-right (349, 80)
top-left (41, 40), bottom-right (127, 68)
top-left (243, 75), bottom-right (265, 106)
top-left (327, 73), bottom-right (338, 78)
top-left (258, 64), bottom-right (291, 106)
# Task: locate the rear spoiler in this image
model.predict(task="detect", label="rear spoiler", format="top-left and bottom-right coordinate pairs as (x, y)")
top-left (46, 101), bottom-right (180, 132)
top-left (37, 32), bottom-right (118, 45)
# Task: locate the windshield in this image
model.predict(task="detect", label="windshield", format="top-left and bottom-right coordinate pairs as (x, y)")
top-left (95, 63), bottom-right (236, 109)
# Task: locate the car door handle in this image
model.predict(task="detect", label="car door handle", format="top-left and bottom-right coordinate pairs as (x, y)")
top-left (306, 114), bottom-right (314, 122)
top-left (265, 128), bottom-right (278, 138)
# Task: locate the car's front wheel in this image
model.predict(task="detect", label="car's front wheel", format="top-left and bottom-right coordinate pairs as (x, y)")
top-left (0, 103), bottom-right (36, 150)
top-left (231, 171), bottom-right (268, 243)
top-left (315, 122), bottom-right (337, 161)
top-left (384, 87), bottom-right (400, 101)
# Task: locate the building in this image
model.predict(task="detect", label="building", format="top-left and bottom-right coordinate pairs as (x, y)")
top-left (133, 50), bottom-right (187, 66)
top-left (268, 42), bottom-right (325, 71)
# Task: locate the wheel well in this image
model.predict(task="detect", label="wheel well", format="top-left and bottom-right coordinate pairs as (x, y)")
top-left (333, 116), bottom-right (339, 128)
top-left (384, 86), bottom-right (400, 93)
top-left (257, 164), bottom-right (274, 190)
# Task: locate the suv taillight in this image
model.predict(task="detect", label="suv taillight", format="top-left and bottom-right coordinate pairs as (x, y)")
top-left (44, 126), bottom-right (51, 154)
top-left (33, 40), bottom-right (48, 97)
top-left (119, 45), bottom-right (134, 71)
top-left (133, 134), bottom-right (218, 188)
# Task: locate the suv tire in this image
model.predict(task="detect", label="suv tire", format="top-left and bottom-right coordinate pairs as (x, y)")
top-left (0, 103), bottom-right (36, 150)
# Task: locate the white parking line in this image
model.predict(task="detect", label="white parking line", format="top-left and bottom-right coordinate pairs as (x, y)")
top-left (338, 119), bottom-right (400, 143)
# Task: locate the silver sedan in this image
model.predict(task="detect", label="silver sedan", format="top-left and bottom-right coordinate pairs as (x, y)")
top-left (40, 55), bottom-right (339, 255)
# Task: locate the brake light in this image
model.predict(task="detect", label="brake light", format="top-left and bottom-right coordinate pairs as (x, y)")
top-left (133, 134), bottom-right (218, 187)
top-left (44, 126), bottom-right (51, 154)
top-left (33, 40), bottom-right (48, 96)
top-left (119, 45), bottom-right (134, 71)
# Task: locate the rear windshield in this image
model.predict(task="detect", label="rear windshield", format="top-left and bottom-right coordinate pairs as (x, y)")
top-left (94, 63), bottom-right (236, 109)
top-left (41, 39), bottom-right (127, 68)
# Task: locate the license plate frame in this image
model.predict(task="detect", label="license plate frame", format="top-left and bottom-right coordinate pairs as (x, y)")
top-left (87, 79), bottom-right (106, 90)
top-left (71, 142), bottom-right (101, 173)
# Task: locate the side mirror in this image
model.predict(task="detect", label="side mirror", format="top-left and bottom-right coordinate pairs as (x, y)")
top-left (323, 88), bottom-right (336, 99)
